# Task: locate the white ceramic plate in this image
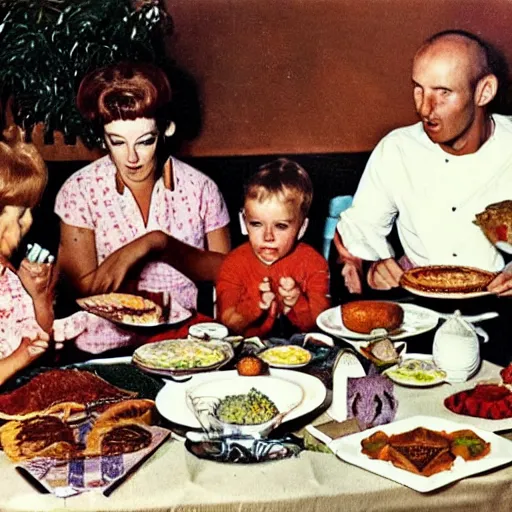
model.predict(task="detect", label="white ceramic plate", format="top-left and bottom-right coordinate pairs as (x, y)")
top-left (401, 284), bottom-right (491, 300)
top-left (331, 415), bottom-right (512, 493)
top-left (316, 303), bottom-right (439, 341)
top-left (155, 369), bottom-right (327, 429)
top-left (77, 293), bottom-right (190, 327)
top-left (259, 346), bottom-right (312, 369)
top-left (384, 353), bottom-right (447, 387)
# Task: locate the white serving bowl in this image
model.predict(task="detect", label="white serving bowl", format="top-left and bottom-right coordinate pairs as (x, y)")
top-left (186, 376), bottom-right (304, 438)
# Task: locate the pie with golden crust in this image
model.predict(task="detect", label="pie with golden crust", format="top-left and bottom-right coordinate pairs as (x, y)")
top-left (77, 293), bottom-right (163, 326)
top-left (400, 265), bottom-right (495, 294)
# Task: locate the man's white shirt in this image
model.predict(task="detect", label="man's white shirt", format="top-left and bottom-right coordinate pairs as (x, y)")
top-left (338, 114), bottom-right (512, 272)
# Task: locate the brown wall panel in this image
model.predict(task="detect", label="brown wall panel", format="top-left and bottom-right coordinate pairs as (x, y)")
top-left (165, 0), bottom-right (512, 156)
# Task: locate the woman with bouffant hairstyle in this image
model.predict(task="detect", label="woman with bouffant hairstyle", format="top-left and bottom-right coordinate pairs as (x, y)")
top-left (76, 61), bottom-right (172, 132)
top-left (55, 61), bottom-right (230, 354)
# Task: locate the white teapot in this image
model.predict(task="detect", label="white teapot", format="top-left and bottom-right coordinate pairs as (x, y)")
top-left (433, 310), bottom-right (481, 382)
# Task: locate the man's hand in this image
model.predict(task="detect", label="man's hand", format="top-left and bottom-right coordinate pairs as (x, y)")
top-left (333, 231), bottom-right (363, 293)
top-left (367, 258), bottom-right (404, 290)
top-left (487, 269), bottom-right (512, 296)
top-left (258, 277), bottom-right (277, 315)
top-left (278, 276), bottom-right (301, 313)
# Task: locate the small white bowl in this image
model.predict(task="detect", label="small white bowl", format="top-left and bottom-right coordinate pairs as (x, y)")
top-left (188, 322), bottom-right (229, 340)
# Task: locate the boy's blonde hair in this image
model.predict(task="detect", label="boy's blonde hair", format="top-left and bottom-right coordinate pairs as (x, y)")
top-left (0, 126), bottom-right (48, 210)
top-left (244, 158), bottom-right (313, 220)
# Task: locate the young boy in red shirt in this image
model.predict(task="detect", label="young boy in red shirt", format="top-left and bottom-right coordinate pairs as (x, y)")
top-left (216, 158), bottom-right (330, 337)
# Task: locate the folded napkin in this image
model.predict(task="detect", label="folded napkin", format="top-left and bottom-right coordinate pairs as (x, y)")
top-left (17, 426), bottom-right (171, 498)
top-left (305, 418), bottom-right (361, 453)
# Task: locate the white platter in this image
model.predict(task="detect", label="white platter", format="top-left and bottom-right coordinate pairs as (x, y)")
top-left (331, 415), bottom-right (512, 493)
top-left (155, 369), bottom-right (327, 429)
top-left (401, 284), bottom-right (491, 300)
top-left (316, 303), bottom-right (439, 341)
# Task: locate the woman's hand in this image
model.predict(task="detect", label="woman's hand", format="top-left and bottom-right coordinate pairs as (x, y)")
top-left (89, 232), bottom-right (166, 294)
top-left (278, 276), bottom-right (301, 313)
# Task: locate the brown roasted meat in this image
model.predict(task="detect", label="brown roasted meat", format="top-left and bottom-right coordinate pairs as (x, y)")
top-left (341, 301), bottom-right (404, 334)
top-left (0, 369), bottom-right (136, 420)
top-left (474, 200), bottom-right (512, 245)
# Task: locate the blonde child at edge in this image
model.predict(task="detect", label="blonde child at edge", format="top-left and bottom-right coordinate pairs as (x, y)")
top-left (216, 158), bottom-right (330, 337)
top-left (0, 127), bottom-right (54, 385)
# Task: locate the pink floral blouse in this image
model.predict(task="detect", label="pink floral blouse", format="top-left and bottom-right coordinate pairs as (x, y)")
top-left (54, 156), bottom-right (230, 353)
top-left (0, 266), bottom-right (84, 359)
top-left (0, 267), bottom-right (41, 359)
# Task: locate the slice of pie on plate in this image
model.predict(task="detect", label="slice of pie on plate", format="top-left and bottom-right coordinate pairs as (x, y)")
top-left (400, 265), bottom-right (495, 294)
top-left (77, 293), bottom-right (163, 325)
top-left (474, 200), bottom-right (512, 245)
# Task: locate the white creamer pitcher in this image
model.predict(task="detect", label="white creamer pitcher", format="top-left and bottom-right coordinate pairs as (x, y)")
top-left (433, 310), bottom-right (481, 382)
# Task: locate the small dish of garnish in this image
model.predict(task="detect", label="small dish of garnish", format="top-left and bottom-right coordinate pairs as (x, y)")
top-left (259, 345), bottom-right (312, 368)
top-left (384, 354), bottom-right (447, 387)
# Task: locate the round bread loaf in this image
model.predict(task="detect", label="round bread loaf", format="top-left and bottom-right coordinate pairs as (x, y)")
top-left (341, 301), bottom-right (404, 334)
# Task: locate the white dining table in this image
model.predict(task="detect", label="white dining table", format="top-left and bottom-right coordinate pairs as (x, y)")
top-left (1, 360), bottom-right (512, 511)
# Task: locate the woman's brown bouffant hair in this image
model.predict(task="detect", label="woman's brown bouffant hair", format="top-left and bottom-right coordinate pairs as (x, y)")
top-left (0, 126), bottom-right (47, 209)
top-left (77, 61), bottom-right (172, 132)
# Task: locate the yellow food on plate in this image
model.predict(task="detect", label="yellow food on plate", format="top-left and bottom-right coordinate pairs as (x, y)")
top-left (260, 346), bottom-right (312, 367)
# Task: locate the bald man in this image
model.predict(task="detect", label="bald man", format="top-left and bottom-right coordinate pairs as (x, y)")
top-left (336, 29), bottom-right (512, 296)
